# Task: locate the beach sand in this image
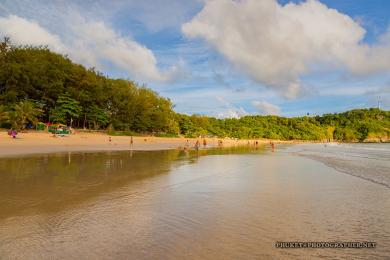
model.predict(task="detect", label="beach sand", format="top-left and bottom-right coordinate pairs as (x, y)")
top-left (0, 131), bottom-right (279, 157)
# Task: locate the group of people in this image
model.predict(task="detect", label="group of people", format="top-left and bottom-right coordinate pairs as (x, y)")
top-left (106, 136), bottom-right (276, 152)
top-left (108, 136), bottom-right (134, 148)
top-left (183, 138), bottom-right (208, 151)
top-left (247, 140), bottom-right (276, 152)
top-left (194, 138), bottom-right (208, 150)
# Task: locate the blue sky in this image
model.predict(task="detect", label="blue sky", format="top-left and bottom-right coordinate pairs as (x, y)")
top-left (0, 0), bottom-right (389, 117)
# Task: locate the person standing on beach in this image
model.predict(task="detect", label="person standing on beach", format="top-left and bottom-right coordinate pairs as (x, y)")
top-left (109, 136), bottom-right (112, 144)
top-left (203, 138), bottom-right (207, 148)
top-left (195, 140), bottom-right (200, 150)
top-left (130, 136), bottom-right (134, 149)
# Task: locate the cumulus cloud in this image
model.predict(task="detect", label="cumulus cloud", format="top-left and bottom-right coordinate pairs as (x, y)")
top-left (182, 0), bottom-right (390, 98)
top-left (0, 15), bottom-right (66, 53)
top-left (215, 96), bottom-right (248, 118)
top-left (0, 15), bottom-right (176, 82)
top-left (253, 101), bottom-right (281, 115)
top-left (69, 20), bottom-right (178, 81)
top-left (217, 108), bottom-right (248, 119)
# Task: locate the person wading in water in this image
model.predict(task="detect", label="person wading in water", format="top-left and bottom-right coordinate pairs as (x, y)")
top-left (271, 141), bottom-right (275, 152)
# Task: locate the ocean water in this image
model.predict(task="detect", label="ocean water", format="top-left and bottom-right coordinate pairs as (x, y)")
top-left (285, 143), bottom-right (390, 188)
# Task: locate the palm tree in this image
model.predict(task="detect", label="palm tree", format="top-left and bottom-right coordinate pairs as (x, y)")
top-left (8, 101), bottom-right (43, 130)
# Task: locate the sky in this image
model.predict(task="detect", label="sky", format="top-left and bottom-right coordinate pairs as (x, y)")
top-left (0, 0), bottom-right (389, 117)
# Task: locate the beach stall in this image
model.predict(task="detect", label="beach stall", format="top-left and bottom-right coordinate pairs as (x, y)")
top-left (48, 124), bottom-right (70, 135)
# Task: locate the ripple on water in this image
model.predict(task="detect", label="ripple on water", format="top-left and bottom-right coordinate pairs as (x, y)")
top-left (0, 148), bottom-right (389, 259)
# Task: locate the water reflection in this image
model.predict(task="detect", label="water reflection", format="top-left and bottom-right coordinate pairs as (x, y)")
top-left (1, 145), bottom-right (388, 259)
top-left (0, 146), bottom-right (265, 219)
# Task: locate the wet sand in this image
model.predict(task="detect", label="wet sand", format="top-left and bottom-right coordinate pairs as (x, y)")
top-left (288, 143), bottom-right (390, 189)
top-left (0, 148), bottom-right (389, 259)
top-left (0, 131), bottom-right (275, 157)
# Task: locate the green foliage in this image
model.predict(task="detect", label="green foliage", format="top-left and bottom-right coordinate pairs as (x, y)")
top-left (0, 38), bottom-right (389, 142)
top-left (175, 109), bottom-right (389, 142)
top-left (50, 93), bottom-right (81, 125)
top-left (175, 114), bottom-right (210, 137)
top-left (0, 105), bottom-right (9, 127)
top-left (85, 105), bottom-right (108, 130)
top-left (6, 101), bottom-right (43, 130)
top-left (0, 39), bottom-right (178, 133)
top-left (318, 108), bottom-right (390, 142)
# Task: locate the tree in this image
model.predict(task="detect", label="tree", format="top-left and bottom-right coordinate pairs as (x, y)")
top-left (357, 124), bottom-right (369, 142)
top-left (7, 101), bottom-right (42, 130)
top-left (326, 126), bottom-right (335, 142)
top-left (0, 37), bottom-right (11, 58)
top-left (1, 41), bottom-right (389, 140)
top-left (50, 93), bottom-right (81, 126)
top-left (85, 105), bottom-right (108, 130)
top-left (0, 105), bottom-right (8, 126)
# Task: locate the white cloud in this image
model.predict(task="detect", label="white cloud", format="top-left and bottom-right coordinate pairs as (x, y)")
top-left (69, 20), bottom-right (177, 81)
top-left (0, 15), bottom-right (66, 53)
top-left (0, 15), bottom-right (175, 82)
top-left (182, 0), bottom-right (390, 98)
top-left (253, 101), bottom-right (281, 115)
top-left (217, 108), bottom-right (247, 119)
top-left (214, 96), bottom-right (248, 118)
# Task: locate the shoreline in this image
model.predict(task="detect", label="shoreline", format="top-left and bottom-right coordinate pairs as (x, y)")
top-left (290, 143), bottom-right (390, 189)
top-left (0, 131), bottom-right (302, 158)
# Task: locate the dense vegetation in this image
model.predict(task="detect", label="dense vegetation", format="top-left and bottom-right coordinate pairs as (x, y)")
top-left (0, 39), bottom-right (389, 142)
top-left (176, 109), bottom-right (390, 142)
top-left (0, 38), bottom-right (178, 134)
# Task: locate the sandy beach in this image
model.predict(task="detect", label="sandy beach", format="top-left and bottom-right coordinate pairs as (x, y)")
top-left (0, 131), bottom-right (282, 157)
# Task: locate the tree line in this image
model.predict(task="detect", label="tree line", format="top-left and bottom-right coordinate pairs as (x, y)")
top-left (176, 109), bottom-right (389, 142)
top-left (0, 38), bottom-right (178, 134)
top-left (0, 39), bottom-right (389, 142)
